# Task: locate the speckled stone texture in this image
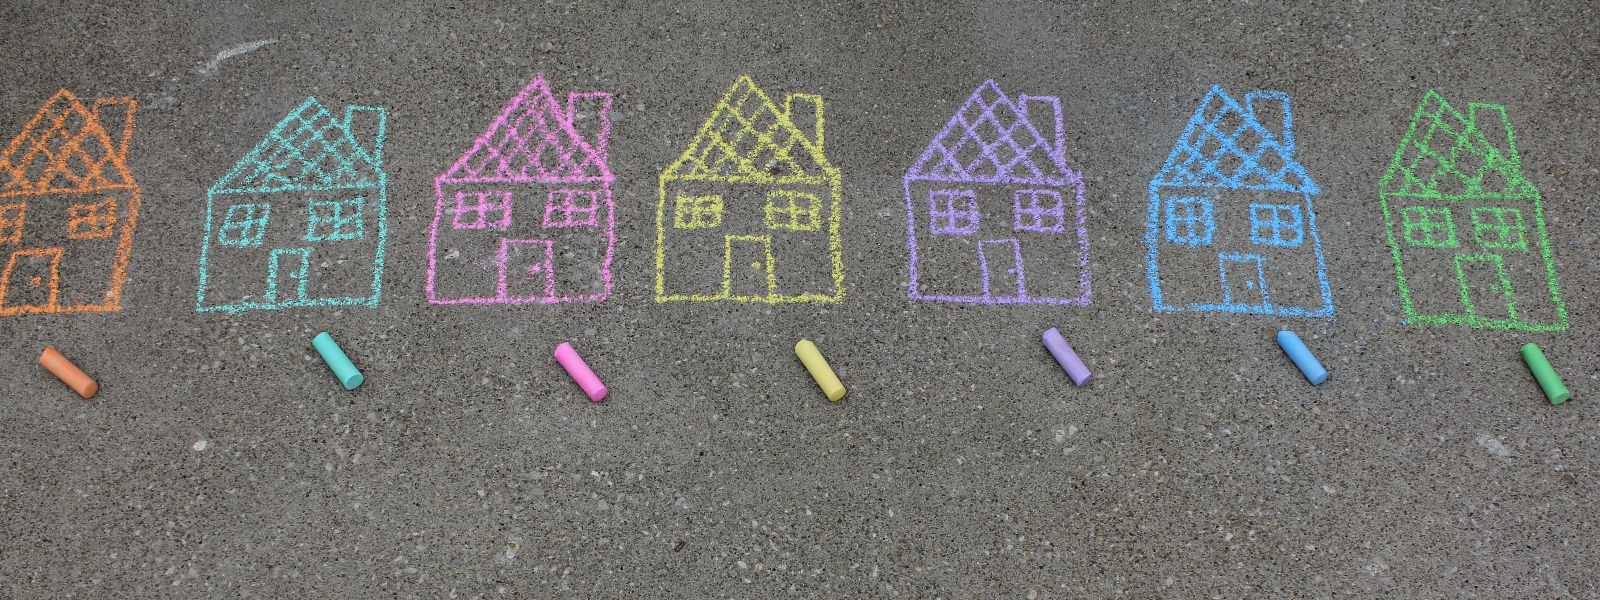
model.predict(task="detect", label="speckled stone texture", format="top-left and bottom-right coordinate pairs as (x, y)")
top-left (0, 1), bottom-right (1596, 597)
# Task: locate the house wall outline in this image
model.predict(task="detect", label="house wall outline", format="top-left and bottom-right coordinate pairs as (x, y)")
top-left (0, 89), bottom-right (140, 316)
top-left (654, 75), bottom-right (844, 303)
top-left (1145, 85), bottom-right (1333, 318)
top-left (902, 79), bottom-right (1091, 305)
top-left (425, 74), bottom-right (615, 305)
top-left (196, 97), bottom-right (388, 312)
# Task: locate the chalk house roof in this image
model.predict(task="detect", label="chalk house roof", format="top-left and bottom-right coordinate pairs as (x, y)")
top-left (213, 97), bottom-right (383, 193)
top-left (906, 80), bottom-right (1072, 185)
top-left (0, 89), bottom-right (135, 194)
top-left (440, 74), bottom-right (611, 184)
top-left (666, 76), bottom-right (832, 180)
top-left (1153, 85), bottom-right (1318, 194)
top-left (1379, 90), bottom-right (1536, 200)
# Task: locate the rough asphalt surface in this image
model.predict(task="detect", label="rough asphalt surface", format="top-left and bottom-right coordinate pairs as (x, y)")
top-left (2, 1), bottom-right (1597, 597)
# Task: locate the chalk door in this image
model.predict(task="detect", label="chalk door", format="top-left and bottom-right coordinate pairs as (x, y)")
top-left (1455, 254), bottom-right (1515, 321)
top-left (265, 248), bottom-right (312, 306)
top-left (498, 239), bottom-right (554, 302)
top-left (1219, 253), bottom-right (1268, 312)
top-left (0, 248), bottom-right (63, 311)
top-left (979, 239), bottom-right (1026, 301)
top-left (724, 235), bottom-right (774, 301)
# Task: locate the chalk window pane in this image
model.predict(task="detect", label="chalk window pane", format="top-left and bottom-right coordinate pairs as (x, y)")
top-left (543, 189), bottom-right (601, 228)
top-left (218, 203), bottom-right (271, 247)
top-left (66, 197), bottom-right (119, 240)
top-left (1470, 207), bottom-right (1527, 251)
top-left (764, 190), bottom-right (821, 231)
top-left (1013, 190), bottom-right (1065, 232)
top-left (1247, 203), bottom-right (1304, 248)
top-left (674, 195), bottom-right (723, 229)
top-left (929, 189), bottom-right (979, 235)
top-left (1164, 196), bottom-right (1214, 246)
top-left (452, 191), bottom-right (512, 230)
top-left (305, 196), bottom-right (366, 241)
top-left (1400, 206), bottom-right (1457, 248)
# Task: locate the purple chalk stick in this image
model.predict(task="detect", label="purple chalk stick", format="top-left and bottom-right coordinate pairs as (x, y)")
top-left (1042, 328), bottom-right (1090, 387)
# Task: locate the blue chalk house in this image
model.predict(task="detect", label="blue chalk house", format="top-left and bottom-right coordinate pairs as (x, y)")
top-left (1146, 86), bottom-right (1332, 317)
top-left (197, 98), bottom-right (388, 312)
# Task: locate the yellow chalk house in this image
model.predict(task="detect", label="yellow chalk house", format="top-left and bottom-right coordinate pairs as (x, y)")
top-left (654, 76), bottom-right (843, 303)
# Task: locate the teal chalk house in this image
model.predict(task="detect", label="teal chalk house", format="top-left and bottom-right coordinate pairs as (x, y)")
top-left (197, 98), bottom-right (388, 311)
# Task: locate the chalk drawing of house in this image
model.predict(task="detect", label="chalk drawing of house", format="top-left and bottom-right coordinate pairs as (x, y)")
top-left (904, 80), bottom-right (1090, 305)
top-left (1146, 85), bottom-right (1332, 317)
top-left (655, 76), bottom-right (843, 303)
top-left (427, 74), bottom-right (613, 305)
top-left (0, 90), bottom-right (140, 316)
top-left (197, 98), bottom-right (387, 312)
top-left (1379, 91), bottom-right (1566, 331)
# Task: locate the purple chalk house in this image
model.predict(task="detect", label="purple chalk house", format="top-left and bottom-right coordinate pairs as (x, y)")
top-left (904, 80), bottom-right (1090, 305)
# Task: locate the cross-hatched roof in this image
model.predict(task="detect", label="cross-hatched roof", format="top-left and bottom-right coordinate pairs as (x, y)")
top-left (440, 74), bottom-right (611, 184)
top-left (1152, 86), bottom-right (1318, 194)
top-left (666, 76), bottom-right (832, 180)
top-left (1379, 90), bottom-right (1536, 200)
top-left (213, 98), bottom-right (383, 193)
top-left (0, 89), bottom-right (135, 194)
top-left (906, 80), bottom-right (1072, 184)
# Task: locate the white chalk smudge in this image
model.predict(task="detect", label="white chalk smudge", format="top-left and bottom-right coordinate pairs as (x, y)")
top-left (198, 39), bottom-right (280, 75)
top-left (1476, 433), bottom-right (1511, 457)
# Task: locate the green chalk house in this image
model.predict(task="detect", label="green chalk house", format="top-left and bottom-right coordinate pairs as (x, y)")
top-left (1380, 91), bottom-right (1566, 331)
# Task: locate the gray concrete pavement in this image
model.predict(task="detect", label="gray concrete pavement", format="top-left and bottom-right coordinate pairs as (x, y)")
top-left (1, 1), bottom-right (1597, 597)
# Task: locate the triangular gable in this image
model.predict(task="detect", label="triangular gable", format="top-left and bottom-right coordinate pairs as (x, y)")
top-left (666, 76), bottom-right (832, 180)
top-left (439, 74), bottom-right (611, 184)
top-left (0, 89), bottom-right (136, 194)
top-left (1152, 86), bottom-right (1318, 194)
top-left (212, 97), bottom-right (384, 193)
top-left (1379, 90), bottom-right (1536, 200)
top-left (906, 80), bottom-right (1071, 184)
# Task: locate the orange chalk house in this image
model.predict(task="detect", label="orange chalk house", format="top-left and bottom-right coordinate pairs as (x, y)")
top-left (0, 89), bottom-right (139, 316)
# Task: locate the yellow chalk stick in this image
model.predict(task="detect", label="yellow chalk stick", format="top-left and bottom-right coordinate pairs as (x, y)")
top-left (795, 339), bottom-right (845, 401)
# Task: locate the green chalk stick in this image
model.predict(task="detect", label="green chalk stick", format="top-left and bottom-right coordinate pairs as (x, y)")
top-left (1520, 343), bottom-right (1569, 405)
top-left (313, 332), bottom-right (364, 390)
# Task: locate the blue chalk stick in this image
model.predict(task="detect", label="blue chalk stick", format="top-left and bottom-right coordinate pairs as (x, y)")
top-left (313, 332), bottom-right (364, 390)
top-left (1276, 331), bottom-right (1327, 385)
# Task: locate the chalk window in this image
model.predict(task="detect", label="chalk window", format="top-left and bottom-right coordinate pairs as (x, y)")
top-left (1013, 189), bottom-right (1065, 232)
top-left (1248, 203), bottom-right (1304, 248)
top-left (452, 191), bottom-right (513, 230)
top-left (1165, 196), bottom-right (1214, 247)
top-left (218, 203), bottom-right (271, 247)
top-left (674, 195), bottom-right (723, 229)
top-left (305, 196), bottom-right (365, 241)
top-left (543, 189), bottom-right (601, 228)
top-left (66, 197), bottom-right (118, 240)
top-left (929, 189), bottom-right (979, 235)
top-left (1400, 206), bottom-right (1457, 248)
top-left (764, 190), bottom-right (822, 231)
top-left (1470, 207), bottom-right (1527, 251)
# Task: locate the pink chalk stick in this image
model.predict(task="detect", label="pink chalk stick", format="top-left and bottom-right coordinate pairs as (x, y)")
top-left (555, 342), bottom-right (607, 402)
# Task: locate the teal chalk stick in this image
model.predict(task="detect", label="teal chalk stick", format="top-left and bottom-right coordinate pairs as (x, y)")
top-left (1520, 343), bottom-right (1569, 405)
top-left (313, 332), bottom-right (364, 390)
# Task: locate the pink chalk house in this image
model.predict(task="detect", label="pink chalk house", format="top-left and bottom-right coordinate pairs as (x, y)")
top-left (427, 74), bottom-right (614, 304)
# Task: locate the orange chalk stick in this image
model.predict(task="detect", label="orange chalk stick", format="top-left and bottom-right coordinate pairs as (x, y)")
top-left (40, 347), bottom-right (97, 398)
